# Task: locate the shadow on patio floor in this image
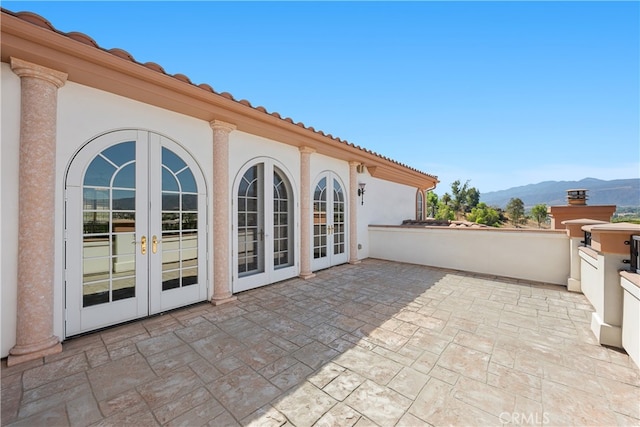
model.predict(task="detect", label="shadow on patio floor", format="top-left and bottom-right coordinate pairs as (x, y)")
top-left (2, 259), bottom-right (639, 426)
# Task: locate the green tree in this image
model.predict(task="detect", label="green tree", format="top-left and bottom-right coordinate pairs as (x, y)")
top-left (466, 187), bottom-right (480, 211)
top-left (450, 179), bottom-right (480, 218)
top-left (506, 198), bottom-right (525, 227)
top-left (466, 202), bottom-right (501, 227)
top-left (441, 192), bottom-right (452, 207)
top-left (450, 180), bottom-right (468, 219)
top-left (531, 204), bottom-right (548, 228)
top-left (426, 191), bottom-right (439, 218)
top-left (435, 202), bottom-right (455, 221)
top-left (435, 193), bottom-right (453, 220)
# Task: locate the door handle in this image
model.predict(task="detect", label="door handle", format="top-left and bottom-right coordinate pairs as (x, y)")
top-left (152, 235), bottom-right (161, 254)
top-left (131, 235), bottom-right (147, 255)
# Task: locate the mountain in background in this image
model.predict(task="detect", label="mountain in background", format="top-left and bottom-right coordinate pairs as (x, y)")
top-left (480, 178), bottom-right (640, 209)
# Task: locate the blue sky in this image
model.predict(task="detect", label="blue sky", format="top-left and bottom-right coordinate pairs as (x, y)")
top-left (5, 1), bottom-right (639, 194)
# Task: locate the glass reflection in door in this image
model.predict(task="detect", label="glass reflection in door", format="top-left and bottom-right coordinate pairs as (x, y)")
top-left (161, 147), bottom-right (199, 291)
top-left (332, 179), bottom-right (345, 256)
top-left (237, 165), bottom-right (264, 276)
top-left (313, 177), bottom-right (328, 259)
top-left (82, 141), bottom-right (136, 307)
top-left (273, 167), bottom-right (293, 269)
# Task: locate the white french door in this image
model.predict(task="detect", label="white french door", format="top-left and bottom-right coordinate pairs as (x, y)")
top-left (65, 130), bottom-right (207, 336)
top-left (312, 172), bottom-right (348, 271)
top-left (233, 159), bottom-right (296, 292)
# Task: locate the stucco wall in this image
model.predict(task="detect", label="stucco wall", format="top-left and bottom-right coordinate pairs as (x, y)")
top-left (621, 273), bottom-right (640, 369)
top-left (369, 225), bottom-right (570, 285)
top-left (580, 250), bottom-right (602, 315)
top-left (355, 174), bottom-right (420, 259)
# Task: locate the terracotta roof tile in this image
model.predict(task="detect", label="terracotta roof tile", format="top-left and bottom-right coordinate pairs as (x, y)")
top-left (67, 32), bottom-right (99, 47)
top-left (14, 11), bottom-right (53, 29)
top-left (108, 48), bottom-right (134, 61)
top-left (145, 62), bottom-right (166, 73)
top-left (172, 73), bottom-right (192, 84)
top-left (3, 9), bottom-right (438, 182)
top-left (197, 83), bottom-right (215, 92)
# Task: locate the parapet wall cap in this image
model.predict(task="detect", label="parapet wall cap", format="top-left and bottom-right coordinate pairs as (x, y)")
top-left (562, 218), bottom-right (609, 225)
top-left (582, 222), bottom-right (640, 233)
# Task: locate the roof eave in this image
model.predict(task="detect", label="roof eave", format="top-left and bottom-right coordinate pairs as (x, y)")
top-left (1, 10), bottom-right (438, 190)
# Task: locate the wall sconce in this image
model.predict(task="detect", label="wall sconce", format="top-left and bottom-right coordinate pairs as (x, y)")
top-left (358, 182), bottom-right (366, 205)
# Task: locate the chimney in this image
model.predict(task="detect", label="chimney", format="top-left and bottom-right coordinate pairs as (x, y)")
top-left (567, 189), bottom-right (588, 206)
top-left (547, 188), bottom-right (615, 229)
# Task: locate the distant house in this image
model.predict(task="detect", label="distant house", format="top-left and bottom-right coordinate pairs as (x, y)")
top-left (0, 9), bottom-right (437, 364)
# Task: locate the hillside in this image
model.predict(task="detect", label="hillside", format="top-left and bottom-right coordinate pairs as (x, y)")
top-left (480, 178), bottom-right (640, 209)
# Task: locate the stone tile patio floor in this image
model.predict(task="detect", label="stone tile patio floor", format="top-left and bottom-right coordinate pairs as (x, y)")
top-left (2, 259), bottom-right (640, 426)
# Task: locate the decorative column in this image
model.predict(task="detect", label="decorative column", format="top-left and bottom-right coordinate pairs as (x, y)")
top-left (562, 219), bottom-right (607, 292)
top-left (299, 147), bottom-right (316, 279)
top-left (210, 120), bottom-right (237, 305)
top-left (8, 58), bottom-right (67, 366)
top-left (348, 161), bottom-right (360, 264)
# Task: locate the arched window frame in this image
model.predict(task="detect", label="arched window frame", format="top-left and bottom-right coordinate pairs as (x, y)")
top-left (416, 189), bottom-right (425, 221)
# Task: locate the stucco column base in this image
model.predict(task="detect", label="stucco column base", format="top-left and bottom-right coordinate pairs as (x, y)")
top-left (299, 272), bottom-right (316, 280)
top-left (590, 312), bottom-right (622, 348)
top-left (211, 295), bottom-right (237, 306)
top-left (567, 278), bottom-right (581, 293)
top-left (7, 340), bottom-right (61, 367)
top-left (349, 260), bottom-right (361, 265)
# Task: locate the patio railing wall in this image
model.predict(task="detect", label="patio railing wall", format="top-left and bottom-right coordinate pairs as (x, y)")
top-left (368, 225), bottom-right (569, 285)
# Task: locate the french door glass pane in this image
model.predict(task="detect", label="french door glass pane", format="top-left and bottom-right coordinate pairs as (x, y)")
top-left (273, 168), bottom-right (293, 269)
top-left (161, 147), bottom-right (198, 291)
top-left (314, 177), bottom-right (327, 259)
top-left (333, 179), bottom-right (345, 255)
top-left (82, 141), bottom-right (137, 307)
top-left (113, 163), bottom-right (135, 188)
top-left (238, 165), bottom-right (264, 276)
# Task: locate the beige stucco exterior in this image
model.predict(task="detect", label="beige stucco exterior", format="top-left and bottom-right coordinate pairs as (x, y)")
top-left (369, 225), bottom-right (570, 285)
